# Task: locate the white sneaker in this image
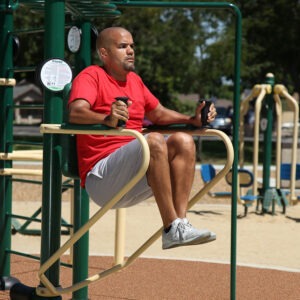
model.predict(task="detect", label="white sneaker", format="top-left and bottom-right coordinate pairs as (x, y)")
top-left (162, 218), bottom-right (214, 250)
top-left (182, 218), bottom-right (216, 244)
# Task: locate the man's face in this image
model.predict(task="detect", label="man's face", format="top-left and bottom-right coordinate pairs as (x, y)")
top-left (103, 30), bottom-right (135, 75)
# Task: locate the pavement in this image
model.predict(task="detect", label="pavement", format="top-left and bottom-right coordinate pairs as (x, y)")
top-left (2, 162), bottom-right (300, 299)
top-left (3, 199), bottom-right (300, 300)
top-left (11, 199), bottom-right (300, 272)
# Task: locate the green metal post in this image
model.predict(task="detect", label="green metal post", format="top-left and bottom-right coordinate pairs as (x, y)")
top-left (72, 184), bottom-right (90, 300)
top-left (261, 74), bottom-right (275, 206)
top-left (39, 0), bottom-right (65, 296)
top-left (0, 0), bottom-right (19, 289)
top-left (72, 21), bottom-right (91, 300)
top-left (75, 21), bottom-right (92, 73)
top-left (230, 5), bottom-right (242, 300)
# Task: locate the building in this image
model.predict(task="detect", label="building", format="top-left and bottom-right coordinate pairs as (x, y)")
top-left (13, 80), bottom-right (43, 124)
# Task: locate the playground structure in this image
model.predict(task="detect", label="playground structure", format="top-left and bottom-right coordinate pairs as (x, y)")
top-left (239, 73), bottom-right (299, 214)
top-left (200, 73), bottom-right (299, 217)
top-left (0, 1), bottom-right (242, 300)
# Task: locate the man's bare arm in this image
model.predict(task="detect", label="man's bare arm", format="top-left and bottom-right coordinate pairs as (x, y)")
top-left (68, 99), bottom-right (130, 127)
top-left (146, 102), bottom-right (217, 128)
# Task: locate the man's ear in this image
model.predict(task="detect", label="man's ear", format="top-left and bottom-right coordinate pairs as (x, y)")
top-left (99, 47), bottom-right (107, 58)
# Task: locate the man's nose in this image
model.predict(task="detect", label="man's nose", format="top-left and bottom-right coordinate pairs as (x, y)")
top-left (127, 45), bottom-right (134, 54)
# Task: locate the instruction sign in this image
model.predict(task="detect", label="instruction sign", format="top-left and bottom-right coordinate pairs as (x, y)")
top-left (40, 59), bottom-right (72, 92)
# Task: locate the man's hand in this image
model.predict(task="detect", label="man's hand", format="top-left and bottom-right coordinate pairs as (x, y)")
top-left (191, 101), bottom-right (217, 127)
top-left (104, 100), bottom-right (132, 128)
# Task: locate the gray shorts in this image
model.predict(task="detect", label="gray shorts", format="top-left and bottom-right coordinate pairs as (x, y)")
top-left (85, 137), bottom-right (153, 209)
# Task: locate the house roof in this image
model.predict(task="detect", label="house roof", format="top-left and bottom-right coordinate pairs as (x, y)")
top-left (13, 80), bottom-right (43, 102)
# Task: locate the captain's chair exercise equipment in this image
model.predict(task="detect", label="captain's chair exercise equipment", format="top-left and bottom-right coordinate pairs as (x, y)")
top-left (34, 83), bottom-right (235, 297)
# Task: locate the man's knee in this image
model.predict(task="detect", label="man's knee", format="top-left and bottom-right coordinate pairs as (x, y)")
top-left (146, 132), bottom-right (167, 154)
top-left (168, 132), bottom-right (195, 151)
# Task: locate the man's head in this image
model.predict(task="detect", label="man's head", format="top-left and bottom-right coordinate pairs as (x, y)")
top-left (96, 27), bottom-right (135, 81)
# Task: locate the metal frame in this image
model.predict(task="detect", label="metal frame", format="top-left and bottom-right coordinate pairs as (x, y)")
top-left (36, 125), bottom-right (233, 297)
top-left (240, 75), bottom-right (299, 208)
top-left (1, 1), bottom-right (241, 299)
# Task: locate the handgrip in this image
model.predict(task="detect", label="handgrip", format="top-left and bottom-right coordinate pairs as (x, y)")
top-left (115, 96), bottom-right (129, 127)
top-left (198, 100), bottom-right (211, 126)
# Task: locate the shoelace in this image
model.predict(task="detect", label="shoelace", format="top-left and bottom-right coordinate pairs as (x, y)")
top-left (175, 221), bottom-right (192, 238)
top-left (175, 221), bottom-right (186, 235)
top-left (183, 221), bottom-right (193, 229)
top-left (182, 220), bottom-right (194, 233)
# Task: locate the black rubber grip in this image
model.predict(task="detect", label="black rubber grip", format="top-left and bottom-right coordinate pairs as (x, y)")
top-left (115, 97), bottom-right (129, 105)
top-left (115, 96), bottom-right (129, 127)
top-left (199, 100), bottom-right (211, 126)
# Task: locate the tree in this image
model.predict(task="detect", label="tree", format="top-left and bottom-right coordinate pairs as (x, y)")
top-left (13, 6), bottom-right (44, 83)
top-left (225, 0), bottom-right (300, 93)
top-left (12, 1), bottom-right (300, 105)
top-left (12, 6), bottom-right (235, 108)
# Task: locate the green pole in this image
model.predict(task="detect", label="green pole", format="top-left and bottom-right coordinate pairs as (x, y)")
top-left (75, 22), bottom-right (92, 73)
top-left (72, 184), bottom-right (90, 300)
top-left (230, 5), bottom-right (242, 300)
top-left (262, 74), bottom-right (275, 198)
top-left (72, 21), bottom-right (91, 300)
top-left (39, 0), bottom-right (64, 295)
top-left (0, 0), bottom-right (18, 289)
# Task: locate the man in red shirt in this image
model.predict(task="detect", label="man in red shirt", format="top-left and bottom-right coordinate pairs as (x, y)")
top-left (69, 27), bottom-right (217, 249)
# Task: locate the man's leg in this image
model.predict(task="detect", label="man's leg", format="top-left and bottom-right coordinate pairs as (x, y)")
top-left (146, 132), bottom-right (195, 226)
top-left (146, 132), bottom-right (215, 249)
top-left (146, 132), bottom-right (178, 228)
top-left (167, 132), bottom-right (196, 218)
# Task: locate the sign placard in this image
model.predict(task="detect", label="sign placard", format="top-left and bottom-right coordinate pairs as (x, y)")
top-left (40, 59), bottom-right (72, 92)
top-left (67, 26), bottom-right (81, 53)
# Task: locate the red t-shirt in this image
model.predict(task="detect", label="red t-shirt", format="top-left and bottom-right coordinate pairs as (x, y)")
top-left (68, 65), bottom-right (159, 186)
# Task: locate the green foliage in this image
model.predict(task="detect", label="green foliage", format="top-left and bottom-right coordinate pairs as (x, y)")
top-left (230, 0), bottom-right (300, 93)
top-left (12, 2), bottom-right (300, 107)
top-left (13, 6), bottom-right (44, 82)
